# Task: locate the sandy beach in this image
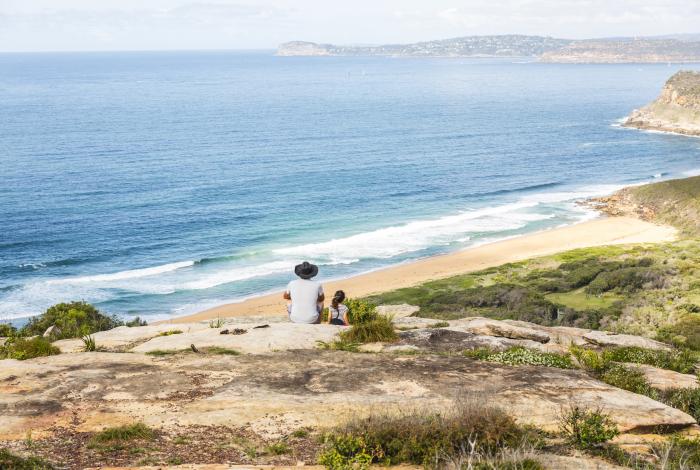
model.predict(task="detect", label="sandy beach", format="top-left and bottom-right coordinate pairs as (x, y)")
top-left (166, 216), bottom-right (676, 324)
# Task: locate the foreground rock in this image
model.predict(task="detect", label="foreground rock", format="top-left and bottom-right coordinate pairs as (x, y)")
top-left (623, 70), bottom-right (700, 136)
top-left (0, 349), bottom-right (694, 442)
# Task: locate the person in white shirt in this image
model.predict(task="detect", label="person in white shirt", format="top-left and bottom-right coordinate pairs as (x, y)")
top-left (283, 261), bottom-right (324, 324)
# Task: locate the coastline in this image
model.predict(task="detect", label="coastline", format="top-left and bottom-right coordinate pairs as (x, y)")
top-left (165, 215), bottom-right (676, 324)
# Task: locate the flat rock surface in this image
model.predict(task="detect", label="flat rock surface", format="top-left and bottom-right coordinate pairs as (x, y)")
top-left (131, 323), bottom-right (343, 355)
top-left (0, 350), bottom-right (694, 441)
top-left (582, 330), bottom-right (672, 351)
top-left (626, 363), bottom-right (699, 391)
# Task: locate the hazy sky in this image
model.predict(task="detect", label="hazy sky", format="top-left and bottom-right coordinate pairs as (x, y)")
top-left (2, 0), bottom-right (699, 52)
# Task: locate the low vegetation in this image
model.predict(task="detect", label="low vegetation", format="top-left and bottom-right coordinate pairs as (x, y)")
top-left (82, 335), bottom-right (97, 352)
top-left (558, 405), bottom-right (619, 449)
top-left (367, 241), bottom-right (700, 352)
top-left (20, 301), bottom-right (122, 340)
top-left (318, 401), bottom-right (538, 468)
top-left (0, 448), bottom-right (54, 469)
top-left (157, 330), bottom-right (183, 337)
top-left (464, 347), bottom-right (573, 369)
top-left (627, 175), bottom-right (700, 236)
top-left (0, 336), bottom-right (61, 360)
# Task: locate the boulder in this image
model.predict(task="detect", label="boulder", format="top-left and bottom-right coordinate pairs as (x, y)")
top-left (449, 317), bottom-right (551, 343)
top-left (376, 304), bottom-right (420, 318)
top-left (625, 363), bottom-right (699, 391)
top-left (583, 331), bottom-right (672, 351)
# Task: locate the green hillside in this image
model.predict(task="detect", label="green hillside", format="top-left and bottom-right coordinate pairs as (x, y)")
top-left (628, 175), bottom-right (700, 235)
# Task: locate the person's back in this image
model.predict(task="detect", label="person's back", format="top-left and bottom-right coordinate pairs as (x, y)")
top-left (286, 278), bottom-right (323, 323)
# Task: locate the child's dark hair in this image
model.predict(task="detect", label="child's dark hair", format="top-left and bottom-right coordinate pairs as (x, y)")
top-left (332, 290), bottom-right (346, 307)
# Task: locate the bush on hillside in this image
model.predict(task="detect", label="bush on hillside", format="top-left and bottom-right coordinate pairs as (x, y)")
top-left (20, 302), bottom-right (121, 339)
top-left (0, 448), bottom-right (54, 470)
top-left (125, 316), bottom-right (148, 327)
top-left (586, 267), bottom-right (666, 295)
top-left (0, 337), bottom-right (61, 360)
top-left (661, 388), bottom-right (700, 422)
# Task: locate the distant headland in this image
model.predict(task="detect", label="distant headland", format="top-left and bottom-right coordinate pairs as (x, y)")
top-left (623, 70), bottom-right (700, 136)
top-left (277, 34), bottom-right (700, 63)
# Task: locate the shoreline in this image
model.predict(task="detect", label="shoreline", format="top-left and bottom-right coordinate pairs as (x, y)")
top-left (165, 216), bottom-right (676, 324)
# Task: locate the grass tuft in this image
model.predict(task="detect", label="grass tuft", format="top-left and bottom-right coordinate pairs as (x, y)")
top-left (157, 330), bottom-right (183, 337)
top-left (90, 423), bottom-right (155, 444)
top-left (205, 346), bottom-right (241, 355)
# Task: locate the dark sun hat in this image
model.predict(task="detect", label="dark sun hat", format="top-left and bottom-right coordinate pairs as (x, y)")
top-left (294, 261), bottom-right (318, 279)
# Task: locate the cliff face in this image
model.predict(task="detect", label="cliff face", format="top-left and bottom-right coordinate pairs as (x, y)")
top-left (624, 71), bottom-right (700, 136)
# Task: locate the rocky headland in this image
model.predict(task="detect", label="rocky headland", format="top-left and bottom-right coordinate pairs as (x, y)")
top-left (623, 70), bottom-right (700, 136)
top-left (277, 35), bottom-right (700, 63)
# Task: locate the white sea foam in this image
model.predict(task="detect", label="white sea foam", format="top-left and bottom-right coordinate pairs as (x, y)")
top-left (47, 260), bottom-right (195, 284)
top-left (273, 203), bottom-right (554, 262)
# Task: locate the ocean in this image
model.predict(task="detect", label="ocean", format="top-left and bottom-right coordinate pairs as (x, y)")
top-left (1, 51), bottom-right (699, 323)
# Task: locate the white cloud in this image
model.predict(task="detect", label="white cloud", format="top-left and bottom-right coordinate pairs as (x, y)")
top-left (1, 0), bottom-right (699, 52)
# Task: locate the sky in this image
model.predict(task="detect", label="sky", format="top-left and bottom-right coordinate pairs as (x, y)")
top-left (1, 0), bottom-right (700, 52)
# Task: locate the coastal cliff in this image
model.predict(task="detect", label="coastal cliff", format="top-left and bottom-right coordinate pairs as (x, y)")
top-left (277, 35), bottom-right (700, 63)
top-left (540, 39), bottom-right (700, 63)
top-left (623, 71), bottom-right (700, 136)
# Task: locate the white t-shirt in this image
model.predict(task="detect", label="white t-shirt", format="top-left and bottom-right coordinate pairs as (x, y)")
top-left (329, 304), bottom-right (349, 322)
top-left (286, 279), bottom-right (324, 324)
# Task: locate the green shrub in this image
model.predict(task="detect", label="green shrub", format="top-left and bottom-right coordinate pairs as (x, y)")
top-left (586, 267), bottom-right (666, 295)
top-left (125, 317), bottom-right (148, 327)
top-left (0, 337), bottom-right (61, 360)
top-left (601, 347), bottom-right (697, 374)
top-left (339, 315), bottom-right (397, 344)
top-left (0, 323), bottom-right (17, 337)
top-left (559, 405), bottom-right (619, 449)
top-left (660, 388), bottom-right (700, 422)
top-left (474, 347), bottom-right (573, 369)
top-left (600, 364), bottom-right (657, 398)
top-left (345, 298), bottom-right (378, 324)
top-left (20, 302), bottom-right (121, 340)
top-left (318, 402), bottom-right (531, 468)
top-left (649, 436), bottom-right (700, 469)
top-left (658, 316), bottom-right (700, 351)
top-left (570, 345), bottom-right (697, 374)
top-left (570, 345), bottom-right (608, 372)
top-left (0, 448), bottom-right (54, 469)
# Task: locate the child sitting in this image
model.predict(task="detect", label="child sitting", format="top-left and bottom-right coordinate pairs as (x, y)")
top-left (327, 290), bottom-right (349, 326)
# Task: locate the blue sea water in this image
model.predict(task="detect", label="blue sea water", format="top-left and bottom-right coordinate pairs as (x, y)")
top-left (1, 51), bottom-right (700, 322)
